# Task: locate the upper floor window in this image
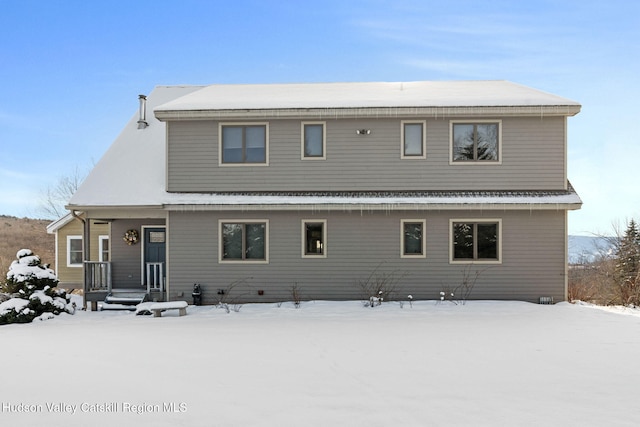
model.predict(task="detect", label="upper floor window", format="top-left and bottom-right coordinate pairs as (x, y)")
top-left (67, 235), bottom-right (83, 267)
top-left (451, 121), bottom-right (501, 163)
top-left (219, 220), bottom-right (269, 263)
top-left (301, 122), bottom-right (326, 160)
top-left (219, 123), bottom-right (268, 165)
top-left (401, 219), bottom-right (426, 258)
top-left (401, 121), bottom-right (426, 159)
top-left (450, 219), bottom-right (501, 263)
top-left (302, 219), bottom-right (327, 258)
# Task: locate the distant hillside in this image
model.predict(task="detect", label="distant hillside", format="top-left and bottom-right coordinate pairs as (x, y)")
top-left (568, 235), bottom-right (615, 264)
top-left (0, 215), bottom-right (55, 281)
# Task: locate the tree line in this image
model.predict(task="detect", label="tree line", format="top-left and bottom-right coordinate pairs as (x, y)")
top-left (569, 219), bottom-right (640, 306)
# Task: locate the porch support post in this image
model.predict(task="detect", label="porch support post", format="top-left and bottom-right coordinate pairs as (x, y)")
top-left (83, 218), bottom-right (96, 311)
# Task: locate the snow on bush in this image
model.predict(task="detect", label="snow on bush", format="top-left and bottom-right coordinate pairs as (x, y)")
top-left (0, 249), bottom-right (74, 325)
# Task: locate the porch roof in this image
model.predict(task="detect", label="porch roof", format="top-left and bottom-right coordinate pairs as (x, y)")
top-left (160, 183), bottom-right (582, 211)
top-left (71, 185), bottom-right (582, 212)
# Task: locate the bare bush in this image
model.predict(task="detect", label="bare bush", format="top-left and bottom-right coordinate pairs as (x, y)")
top-left (439, 266), bottom-right (486, 305)
top-left (355, 262), bottom-right (407, 307)
top-left (568, 262), bottom-right (616, 304)
top-left (216, 277), bottom-right (251, 313)
top-left (291, 283), bottom-right (302, 308)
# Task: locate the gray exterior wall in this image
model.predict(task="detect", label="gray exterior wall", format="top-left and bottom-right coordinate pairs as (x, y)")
top-left (167, 116), bottom-right (567, 192)
top-left (110, 219), bottom-right (165, 290)
top-left (166, 209), bottom-right (566, 304)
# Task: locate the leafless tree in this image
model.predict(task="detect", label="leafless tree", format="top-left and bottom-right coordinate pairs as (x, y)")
top-left (36, 166), bottom-right (86, 219)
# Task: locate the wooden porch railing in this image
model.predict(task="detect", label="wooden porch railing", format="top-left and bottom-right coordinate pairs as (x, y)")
top-left (84, 261), bottom-right (111, 292)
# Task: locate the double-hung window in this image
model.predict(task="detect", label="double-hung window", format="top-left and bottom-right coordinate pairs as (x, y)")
top-left (67, 235), bottom-right (83, 267)
top-left (220, 220), bottom-right (269, 263)
top-left (450, 219), bottom-right (501, 263)
top-left (401, 219), bottom-right (426, 258)
top-left (302, 220), bottom-right (327, 258)
top-left (301, 122), bottom-right (326, 160)
top-left (220, 123), bottom-right (268, 165)
top-left (451, 120), bottom-right (501, 163)
top-left (401, 121), bottom-right (426, 159)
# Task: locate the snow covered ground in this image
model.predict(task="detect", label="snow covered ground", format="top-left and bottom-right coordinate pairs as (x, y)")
top-left (2, 298), bottom-right (640, 427)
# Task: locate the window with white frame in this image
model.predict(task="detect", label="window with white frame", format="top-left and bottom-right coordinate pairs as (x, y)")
top-left (219, 220), bottom-right (269, 263)
top-left (301, 122), bottom-right (326, 159)
top-left (302, 220), bottom-right (327, 258)
top-left (451, 121), bottom-right (501, 163)
top-left (220, 123), bottom-right (268, 165)
top-left (99, 235), bottom-right (109, 262)
top-left (401, 121), bottom-right (426, 159)
top-left (450, 219), bottom-right (501, 263)
top-left (401, 219), bottom-right (426, 258)
top-left (67, 235), bottom-right (83, 267)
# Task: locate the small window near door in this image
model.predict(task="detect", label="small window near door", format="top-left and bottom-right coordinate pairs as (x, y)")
top-left (99, 235), bottom-right (109, 262)
top-left (67, 235), bottom-right (83, 267)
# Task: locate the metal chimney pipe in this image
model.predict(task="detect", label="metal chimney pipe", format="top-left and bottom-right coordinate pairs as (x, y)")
top-left (137, 94), bottom-right (148, 129)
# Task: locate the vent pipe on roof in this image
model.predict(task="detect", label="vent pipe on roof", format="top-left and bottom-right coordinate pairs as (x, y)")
top-left (137, 94), bottom-right (148, 129)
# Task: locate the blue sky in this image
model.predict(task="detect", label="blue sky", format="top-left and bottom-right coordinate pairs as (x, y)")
top-left (0, 0), bottom-right (638, 235)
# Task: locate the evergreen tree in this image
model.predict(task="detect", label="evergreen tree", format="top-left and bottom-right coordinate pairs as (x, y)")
top-left (0, 249), bottom-right (74, 324)
top-left (614, 219), bottom-right (640, 305)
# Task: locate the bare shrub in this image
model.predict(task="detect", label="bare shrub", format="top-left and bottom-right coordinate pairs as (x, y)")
top-left (216, 277), bottom-right (251, 313)
top-left (355, 262), bottom-right (407, 307)
top-left (291, 283), bottom-right (302, 308)
top-left (440, 266), bottom-right (486, 305)
top-left (568, 261), bottom-right (616, 304)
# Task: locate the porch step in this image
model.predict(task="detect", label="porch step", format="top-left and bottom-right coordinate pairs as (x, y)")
top-left (104, 291), bottom-right (148, 306)
top-left (100, 303), bottom-right (137, 311)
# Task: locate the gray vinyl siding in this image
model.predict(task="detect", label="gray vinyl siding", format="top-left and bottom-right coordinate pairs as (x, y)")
top-left (166, 210), bottom-right (566, 304)
top-left (110, 219), bottom-right (165, 289)
top-left (167, 117), bottom-right (567, 192)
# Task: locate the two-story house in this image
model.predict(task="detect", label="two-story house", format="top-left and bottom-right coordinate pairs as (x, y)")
top-left (67, 81), bottom-right (582, 308)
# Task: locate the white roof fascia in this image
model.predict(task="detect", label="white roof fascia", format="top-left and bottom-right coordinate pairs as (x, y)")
top-left (155, 105), bottom-right (581, 121)
top-left (46, 212), bottom-right (75, 234)
top-left (164, 202), bottom-right (582, 212)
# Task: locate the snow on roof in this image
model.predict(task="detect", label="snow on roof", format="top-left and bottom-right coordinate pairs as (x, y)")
top-left (46, 212), bottom-right (74, 233)
top-left (155, 80), bottom-right (580, 112)
top-left (68, 86), bottom-right (205, 208)
top-left (69, 81), bottom-right (582, 211)
top-left (161, 187), bottom-right (582, 210)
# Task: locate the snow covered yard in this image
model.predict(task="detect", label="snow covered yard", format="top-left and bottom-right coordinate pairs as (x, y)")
top-left (2, 300), bottom-right (640, 427)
